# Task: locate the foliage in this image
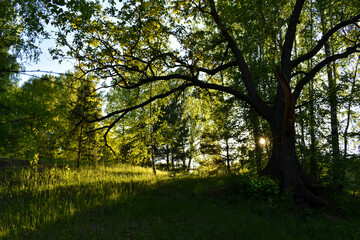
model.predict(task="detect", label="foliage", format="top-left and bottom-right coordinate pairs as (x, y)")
top-left (0, 72), bottom-right (110, 165)
top-left (29, 153), bottom-right (39, 171)
top-left (241, 175), bottom-right (280, 201)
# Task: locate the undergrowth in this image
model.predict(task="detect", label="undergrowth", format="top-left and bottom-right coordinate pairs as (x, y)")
top-left (0, 162), bottom-right (359, 240)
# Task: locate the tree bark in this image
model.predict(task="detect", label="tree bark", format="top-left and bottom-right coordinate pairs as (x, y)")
top-left (261, 67), bottom-right (323, 205)
top-left (262, 124), bottom-right (324, 205)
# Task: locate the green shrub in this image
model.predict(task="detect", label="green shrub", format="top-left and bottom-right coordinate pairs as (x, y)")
top-left (29, 153), bottom-right (39, 171)
top-left (242, 175), bottom-right (280, 201)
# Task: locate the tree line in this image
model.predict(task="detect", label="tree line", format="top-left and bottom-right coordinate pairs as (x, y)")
top-left (1, 0), bottom-right (360, 204)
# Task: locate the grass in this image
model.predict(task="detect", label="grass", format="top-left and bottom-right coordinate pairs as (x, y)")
top-left (0, 161), bottom-right (360, 240)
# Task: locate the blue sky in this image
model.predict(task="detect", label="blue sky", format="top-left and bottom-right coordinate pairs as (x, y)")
top-left (20, 35), bottom-right (75, 84)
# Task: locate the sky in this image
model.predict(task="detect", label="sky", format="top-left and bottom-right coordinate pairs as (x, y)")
top-left (20, 31), bottom-right (182, 85)
top-left (20, 35), bottom-right (75, 84)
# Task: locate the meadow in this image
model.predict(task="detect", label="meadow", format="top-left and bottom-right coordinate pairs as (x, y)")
top-left (0, 160), bottom-right (360, 240)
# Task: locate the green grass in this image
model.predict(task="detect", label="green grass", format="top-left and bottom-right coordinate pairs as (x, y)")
top-left (0, 162), bottom-right (360, 240)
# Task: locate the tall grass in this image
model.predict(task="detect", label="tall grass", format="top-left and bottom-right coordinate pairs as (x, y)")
top-left (0, 163), bottom-right (166, 239)
top-left (0, 162), bottom-right (360, 240)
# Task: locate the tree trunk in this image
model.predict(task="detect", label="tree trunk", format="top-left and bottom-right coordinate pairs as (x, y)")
top-left (318, 0), bottom-right (343, 190)
top-left (249, 110), bottom-right (263, 173)
top-left (150, 84), bottom-right (156, 176)
top-left (308, 81), bottom-right (318, 180)
top-left (261, 67), bottom-right (323, 205)
top-left (262, 112), bottom-right (323, 205)
top-left (263, 125), bottom-right (296, 189)
top-left (298, 106), bottom-right (306, 166)
top-left (77, 123), bottom-right (83, 169)
top-left (166, 144), bottom-right (170, 171)
top-left (307, 0), bottom-right (318, 182)
top-left (182, 145), bottom-right (186, 171)
top-left (344, 56), bottom-right (359, 162)
top-left (225, 138), bottom-right (231, 172)
top-left (325, 43), bottom-right (342, 190)
top-left (187, 156), bottom-right (192, 172)
top-left (171, 150), bottom-right (174, 171)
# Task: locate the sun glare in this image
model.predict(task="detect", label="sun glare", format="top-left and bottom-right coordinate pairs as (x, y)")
top-left (259, 138), bottom-right (266, 145)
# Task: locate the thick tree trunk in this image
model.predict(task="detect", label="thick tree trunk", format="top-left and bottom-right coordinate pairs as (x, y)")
top-left (261, 114), bottom-right (323, 205)
top-left (261, 67), bottom-right (323, 206)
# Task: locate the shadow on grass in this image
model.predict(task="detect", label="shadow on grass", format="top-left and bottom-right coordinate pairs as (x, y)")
top-left (3, 175), bottom-right (360, 240)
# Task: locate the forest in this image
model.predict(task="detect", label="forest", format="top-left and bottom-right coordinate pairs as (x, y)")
top-left (1, 0), bottom-right (360, 239)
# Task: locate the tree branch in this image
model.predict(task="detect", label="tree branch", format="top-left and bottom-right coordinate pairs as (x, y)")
top-left (208, 0), bottom-right (252, 84)
top-left (293, 44), bottom-right (360, 103)
top-left (198, 61), bottom-right (237, 75)
top-left (208, 0), bottom-right (271, 119)
top-left (291, 14), bottom-right (360, 68)
top-left (87, 82), bottom-right (195, 123)
top-left (281, 0), bottom-right (305, 78)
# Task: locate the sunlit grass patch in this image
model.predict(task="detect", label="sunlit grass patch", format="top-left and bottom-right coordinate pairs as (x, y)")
top-left (0, 163), bottom-right (167, 239)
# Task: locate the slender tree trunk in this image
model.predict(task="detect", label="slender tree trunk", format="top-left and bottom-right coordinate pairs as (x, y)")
top-left (150, 85), bottom-right (156, 176)
top-left (307, 3), bottom-right (318, 181)
top-left (308, 81), bottom-right (318, 180)
top-left (166, 144), bottom-right (170, 171)
top-left (344, 57), bottom-right (359, 160)
top-left (250, 111), bottom-right (262, 173)
top-left (187, 133), bottom-right (195, 171)
top-left (318, 1), bottom-right (342, 190)
top-left (171, 150), bottom-right (174, 171)
top-left (299, 107), bottom-right (306, 166)
top-left (187, 157), bottom-right (192, 172)
top-left (293, 24), bottom-right (306, 169)
top-left (77, 123), bottom-right (83, 169)
top-left (325, 44), bottom-right (342, 189)
top-left (151, 146), bottom-right (156, 175)
top-left (182, 145), bottom-right (186, 171)
top-left (225, 138), bottom-right (231, 172)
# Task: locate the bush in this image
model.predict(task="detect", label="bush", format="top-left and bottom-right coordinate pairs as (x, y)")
top-left (241, 175), bottom-right (280, 201)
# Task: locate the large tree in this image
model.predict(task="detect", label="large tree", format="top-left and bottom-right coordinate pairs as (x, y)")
top-left (43, 0), bottom-right (360, 203)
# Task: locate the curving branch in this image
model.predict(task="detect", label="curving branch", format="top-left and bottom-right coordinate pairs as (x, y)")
top-left (208, 0), bottom-right (252, 84)
top-left (198, 61), bottom-right (237, 75)
top-left (291, 14), bottom-right (360, 69)
top-left (87, 81), bottom-right (196, 155)
top-left (191, 79), bottom-right (250, 103)
top-left (293, 44), bottom-right (360, 103)
top-left (87, 82), bottom-right (195, 124)
top-left (208, 0), bottom-right (271, 120)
